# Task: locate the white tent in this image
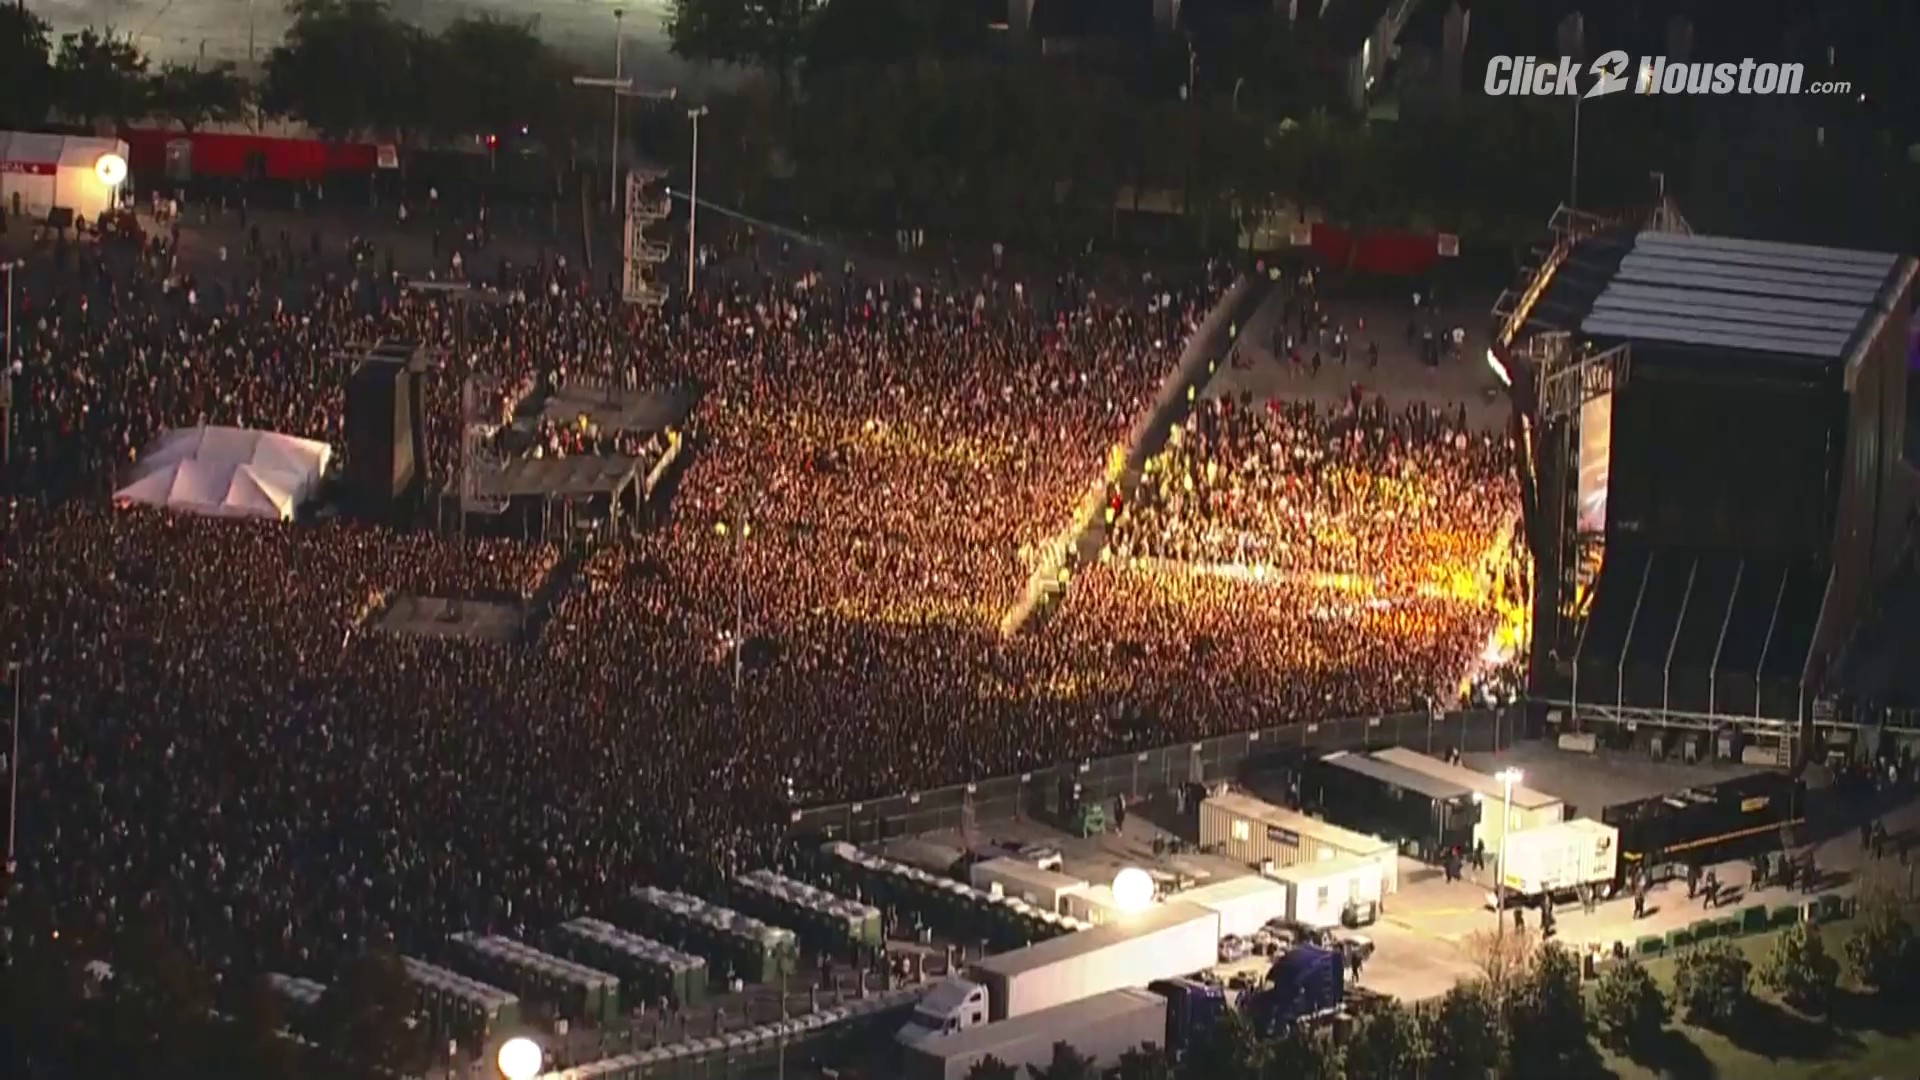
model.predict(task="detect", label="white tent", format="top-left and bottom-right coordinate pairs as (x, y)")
top-left (114, 425), bottom-right (332, 522)
top-left (0, 131), bottom-right (130, 222)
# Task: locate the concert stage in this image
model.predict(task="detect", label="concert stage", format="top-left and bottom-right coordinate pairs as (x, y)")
top-left (1495, 207), bottom-right (1919, 758)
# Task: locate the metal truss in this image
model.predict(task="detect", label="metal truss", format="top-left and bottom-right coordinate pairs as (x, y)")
top-left (622, 169), bottom-right (672, 306)
top-left (459, 376), bottom-right (511, 515)
top-left (1537, 342), bottom-right (1628, 423)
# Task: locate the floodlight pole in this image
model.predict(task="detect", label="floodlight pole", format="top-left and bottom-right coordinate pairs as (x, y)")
top-left (7, 663), bottom-right (20, 878)
top-left (612, 9), bottom-right (625, 214)
top-left (1494, 769), bottom-right (1519, 940)
top-left (686, 106), bottom-right (707, 300)
top-left (2, 261), bottom-right (18, 466)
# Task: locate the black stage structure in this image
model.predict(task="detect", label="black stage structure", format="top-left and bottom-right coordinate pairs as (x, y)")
top-left (1492, 205), bottom-right (1919, 763)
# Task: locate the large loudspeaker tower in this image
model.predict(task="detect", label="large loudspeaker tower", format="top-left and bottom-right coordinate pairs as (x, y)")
top-left (344, 339), bottom-right (426, 519)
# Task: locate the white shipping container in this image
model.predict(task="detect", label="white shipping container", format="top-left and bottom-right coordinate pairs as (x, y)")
top-left (1499, 819), bottom-right (1619, 896)
top-left (1265, 854), bottom-right (1386, 930)
top-left (902, 988), bottom-right (1168, 1080)
top-left (972, 902), bottom-right (1219, 1020)
top-left (1062, 885), bottom-right (1129, 926)
top-left (1201, 792), bottom-right (1400, 894)
top-left (1173, 875), bottom-right (1291, 938)
top-left (968, 858), bottom-right (1090, 914)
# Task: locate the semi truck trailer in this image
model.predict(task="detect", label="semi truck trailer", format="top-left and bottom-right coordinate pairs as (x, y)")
top-left (898, 902), bottom-right (1220, 1039)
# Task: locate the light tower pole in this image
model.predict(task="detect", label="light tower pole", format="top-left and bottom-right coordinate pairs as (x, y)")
top-left (1494, 767), bottom-right (1522, 939)
top-left (686, 105), bottom-right (708, 299)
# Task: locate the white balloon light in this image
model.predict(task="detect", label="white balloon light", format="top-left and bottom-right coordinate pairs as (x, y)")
top-left (496, 1036), bottom-right (543, 1080)
top-left (94, 153), bottom-right (128, 186)
top-left (1111, 867), bottom-right (1155, 914)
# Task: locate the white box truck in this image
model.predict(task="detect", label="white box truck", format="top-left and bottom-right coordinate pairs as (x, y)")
top-left (1498, 819), bottom-right (1619, 900)
top-left (897, 902), bottom-right (1219, 1040)
top-left (901, 987), bottom-right (1168, 1080)
top-left (1173, 875), bottom-right (1291, 938)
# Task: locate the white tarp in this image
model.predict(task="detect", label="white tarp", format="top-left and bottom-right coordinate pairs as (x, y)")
top-left (114, 425), bottom-right (332, 521)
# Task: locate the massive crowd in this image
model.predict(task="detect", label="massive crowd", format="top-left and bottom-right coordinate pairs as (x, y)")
top-left (1, 209), bottom-right (1519, 982)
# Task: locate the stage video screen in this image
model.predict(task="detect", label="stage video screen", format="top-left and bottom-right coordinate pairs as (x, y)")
top-left (1577, 391), bottom-right (1612, 533)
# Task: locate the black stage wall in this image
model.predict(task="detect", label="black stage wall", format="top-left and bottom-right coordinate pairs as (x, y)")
top-left (1607, 360), bottom-right (1844, 559)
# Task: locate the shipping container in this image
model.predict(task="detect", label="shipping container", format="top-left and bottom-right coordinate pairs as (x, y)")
top-left (1499, 819), bottom-right (1620, 898)
top-left (1199, 791), bottom-right (1400, 894)
top-left (971, 902), bottom-right (1220, 1021)
top-left (1302, 751), bottom-right (1481, 860)
top-left (447, 933), bottom-right (622, 1026)
top-left (967, 858), bottom-right (1091, 914)
top-left (1369, 747), bottom-right (1566, 855)
top-left (1264, 854), bottom-right (1387, 929)
top-left (1063, 884), bottom-right (1130, 926)
top-left (548, 917), bottom-right (709, 1008)
top-left (901, 988), bottom-right (1168, 1080)
top-left (1171, 875), bottom-right (1291, 938)
top-left (1602, 771), bottom-right (1805, 880)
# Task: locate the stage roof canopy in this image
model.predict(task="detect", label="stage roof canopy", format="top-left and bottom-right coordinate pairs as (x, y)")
top-left (1528, 230), bottom-right (1908, 369)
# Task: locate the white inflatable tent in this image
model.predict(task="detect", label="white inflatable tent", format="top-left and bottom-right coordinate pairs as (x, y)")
top-left (114, 425), bottom-right (332, 522)
top-left (0, 131), bottom-right (130, 222)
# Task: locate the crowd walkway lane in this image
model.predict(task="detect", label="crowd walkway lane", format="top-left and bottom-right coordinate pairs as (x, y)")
top-left (1002, 276), bottom-right (1275, 634)
top-left (1389, 796), bottom-right (1920, 952)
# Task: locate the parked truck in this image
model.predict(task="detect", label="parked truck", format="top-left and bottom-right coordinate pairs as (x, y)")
top-left (1497, 818), bottom-right (1620, 903)
top-left (1149, 977), bottom-right (1227, 1053)
top-left (901, 988), bottom-right (1167, 1080)
top-left (1241, 944), bottom-right (1344, 1034)
top-left (897, 902), bottom-right (1220, 1040)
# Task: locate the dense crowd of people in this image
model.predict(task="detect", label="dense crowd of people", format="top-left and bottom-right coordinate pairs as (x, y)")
top-left (1, 208), bottom-right (1520, 985)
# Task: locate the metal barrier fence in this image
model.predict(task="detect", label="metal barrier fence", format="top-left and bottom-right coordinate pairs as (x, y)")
top-left (792, 707), bottom-right (1532, 843)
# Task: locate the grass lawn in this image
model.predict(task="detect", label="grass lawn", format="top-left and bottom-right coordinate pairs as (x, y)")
top-left (1594, 918), bottom-right (1920, 1080)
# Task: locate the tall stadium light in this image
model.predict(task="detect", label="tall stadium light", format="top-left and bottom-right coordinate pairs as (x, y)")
top-left (1112, 867), bottom-right (1155, 914)
top-left (1493, 768), bottom-right (1523, 938)
top-left (497, 1036), bottom-right (542, 1080)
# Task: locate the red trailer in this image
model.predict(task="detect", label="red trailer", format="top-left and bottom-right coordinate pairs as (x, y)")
top-left (121, 128), bottom-right (381, 183)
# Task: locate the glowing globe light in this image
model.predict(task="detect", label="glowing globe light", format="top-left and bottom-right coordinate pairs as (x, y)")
top-left (497, 1036), bottom-right (542, 1080)
top-left (1111, 867), bottom-right (1155, 914)
top-left (94, 153), bottom-right (128, 186)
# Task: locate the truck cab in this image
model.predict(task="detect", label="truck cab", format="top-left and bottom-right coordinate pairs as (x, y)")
top-left (896, 977), bottom-right (991, 1043)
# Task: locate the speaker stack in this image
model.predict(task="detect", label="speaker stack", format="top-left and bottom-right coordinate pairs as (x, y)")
top-left (344, 339), bottom-right (427, 521)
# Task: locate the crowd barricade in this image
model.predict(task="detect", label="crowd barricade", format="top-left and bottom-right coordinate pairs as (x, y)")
top-left (791, 707), bottom-right (1525, 843)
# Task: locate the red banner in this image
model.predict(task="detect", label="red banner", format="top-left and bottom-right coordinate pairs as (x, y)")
top-left (0, 161), bottom-right (56, 176)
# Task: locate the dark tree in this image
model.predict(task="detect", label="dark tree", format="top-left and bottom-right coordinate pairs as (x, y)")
top-left (216, 974), bottom-right (308, 1080)
top-left (1508, 941), bottom-right (1591, 1075)
top-left (314, 947), bottom-right (420, 1078)
top-left (802, 0), bottom-right (986, 71)
top-left (1344, 998), bottom-right (1430, 1080)
top-left (966, 1054), bottom-right (1019, 1080)
top-left (668, 0), bottom-right (820, 99)
top-left (0, 6), bottom-right (55, 128)
top-left (149, 62), bottom-right (249, 132)
top-left (1027, 1040), bottom-right (1098, 1080)
top-left (1425, 979), bottom-right (1504, 1080)
top-left (1114, 1043), bottom-right (1174, 1080)
top-left (432, 16), bottom-right (569, 142)
top-left (53, 28), bottom-right (151, 128)
top-left (263, 0), bottom-right (429, 140)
